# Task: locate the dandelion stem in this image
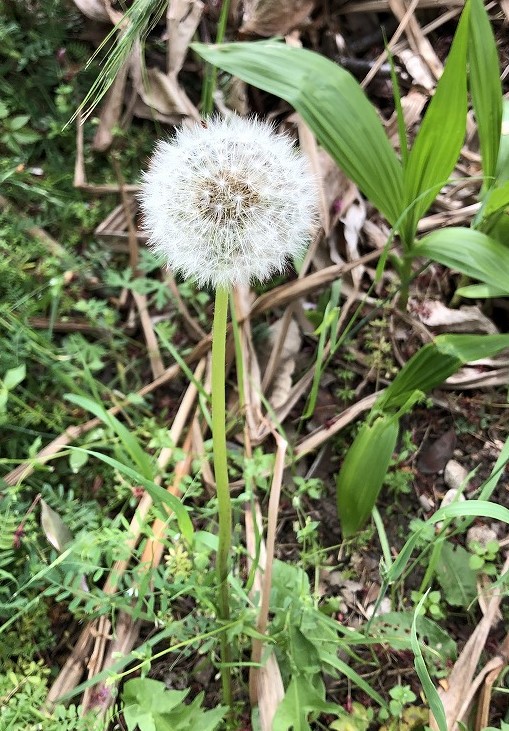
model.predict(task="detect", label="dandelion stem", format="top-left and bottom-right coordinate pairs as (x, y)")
top-left (211, 284), bottom-right (233, 707)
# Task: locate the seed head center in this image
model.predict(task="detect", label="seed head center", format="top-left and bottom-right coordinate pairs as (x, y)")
top-left (198, 170), bottom-right (261, 224)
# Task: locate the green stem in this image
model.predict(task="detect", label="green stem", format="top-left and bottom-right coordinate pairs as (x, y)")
top-left (201, 0), bottom-right (232, 116)
top-left (398, 254), bottom-right (413, 310)
top-left (211, 285), bottom-right (233, 707)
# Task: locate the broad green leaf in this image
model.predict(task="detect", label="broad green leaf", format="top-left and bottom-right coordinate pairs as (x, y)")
top-left (192, 40), bottom-right (403, 225)
top-left (377, 333), bottom-right (509, 411)
top-left (469, 0), bottom-right (502, 186)
top-left (3, 363), bottom-right (26, 390)
top-left (9, 114), bottom-right (30, 130)
top-left (411, 596), bottom-right (448, 731)
top-left (402, 1), bottom-right (470, 243)
top-left (416, 227), bottom-right (509, 295)
top-left (122, 679), bottom-right (225, 731)
top-left (273, 673), bottom-right (340, 731)
top-left (65, 393), bottom-right (154, 480)
top-left (69, 447), bottom-right (194, 544)
top-left (435, 541), bottom-right (477, 607)
top-left (40, 499), bottom-right (73, 553)
top-left (337, 415), bottom-right (399, 537)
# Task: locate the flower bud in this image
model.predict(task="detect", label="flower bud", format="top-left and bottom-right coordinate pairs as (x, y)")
top-left (140, 115), bottom-right (318, 289)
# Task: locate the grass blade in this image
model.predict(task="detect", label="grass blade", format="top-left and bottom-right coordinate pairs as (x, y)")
top-left (192, 40), bottom-right (403, 225)
top-left (469, 0), bottom-right (502, 187)
top-left (401, 1), bottom-right (470, 243)
top-left (70, 447), bottom-right (194, 544)
top-left (65, 393), bottom-right (154, 480)
top-left (411, 594), bottom-right (447, 731)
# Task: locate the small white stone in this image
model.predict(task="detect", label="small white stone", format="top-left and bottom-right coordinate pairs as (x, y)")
top-left (444, 460), bottom-right (469, 490)
top-left (440, 487), bottom-right (466, 509)
top-left (419, 494), bottom-right (434, 511)
top-left (467, 525), bottom-right (497, 548)
top-left (366, 597), bottom-right (392, 618)
top-left (436, 487), bottom-right (466, 530)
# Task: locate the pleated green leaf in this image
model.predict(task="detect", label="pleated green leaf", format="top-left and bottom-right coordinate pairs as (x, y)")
top-left (469, 0), bottom-right (502, 187)
top-left (416, 227), bottom-right (509, 295)
top-left (377, 333), bottom-right (509, 412)
top-left (192, 40), bottom-right (403, 225)
top-left (401, 1), bottom-right (470, 243)
top-left (337, 415), bottom-right (399, 537)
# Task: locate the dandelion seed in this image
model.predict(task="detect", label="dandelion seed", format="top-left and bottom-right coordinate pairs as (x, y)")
top-left (139, 115), bottom-right (318, 289)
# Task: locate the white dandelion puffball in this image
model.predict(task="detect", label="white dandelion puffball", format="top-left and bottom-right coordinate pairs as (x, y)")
top-left (140, 115), bottom-right (318, 289)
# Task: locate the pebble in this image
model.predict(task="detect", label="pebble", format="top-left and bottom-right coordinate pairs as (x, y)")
top-left (444, 460), bottom-right (469, 490)
top-left (366, 597), bottom-right (392, 618)
top-left (466, 525), bottom-right (498, 548)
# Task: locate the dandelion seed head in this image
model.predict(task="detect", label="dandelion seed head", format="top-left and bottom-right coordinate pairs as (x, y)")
top-left (139, 115), bottom-right (318, 289)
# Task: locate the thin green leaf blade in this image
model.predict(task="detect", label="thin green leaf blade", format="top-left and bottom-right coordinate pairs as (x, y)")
top-left (69, 447), bottom-right (194, 544)
top-left (456, 284), bottom-right (507, 298)
top-left (377, 333), bottom-right (509, 411)
top-left (192, 40), bottom-right (403, 225)
top-left (411, 594), bottom-right (448, 731)
top-left (469, 0), bottom-right (502, 186)
top-left (65, 393), bottom-right (154, 480)
top-left (402, 1), bottom-right (470, 241)
top-left (416, 227), bottom-right (509, 295)
top-left (337, 415), bottom-right (399, 537)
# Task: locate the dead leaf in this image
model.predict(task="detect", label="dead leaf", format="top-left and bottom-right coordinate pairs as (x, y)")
top-left (241, 0), bottom-right (314, 36)
top-left (129, 41), bottom-right (199, 121)
top-left (135, 66), bottom-right (199, 119)
top-left (40, 499), bottom-right (73, 552)
top-left (93, 58), bottom-right (130, 152)
top-left (341, 195), bottom-right (367, 288)
top-left (410, 300), bottom-right (498, 335)
top-left (262, 317), bottom-right (301, 410)
top-left (71, 0), bottom-right (110, 22)
top-left (417, 429), bottom-right (456, 474)
top-left (167, 0), bottom-right (204, 76)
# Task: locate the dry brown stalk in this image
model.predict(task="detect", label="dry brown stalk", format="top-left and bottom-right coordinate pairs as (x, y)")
top-left (361, 0), bottom-right (421, 89)
top-left (165, 270), bottom-right (207, 341)
top-left (250, 249), bottom-right (383, 319)
top-left (245, 502), bottom-right (285, 728)
top-left (294, 391), bottom-right (379, 458)
top-left (74, 114), bottom-right (138, 194)
top-left (249, 434), bottom-right (287, 709)
top-left (388, 0), bottom-right (443, 79)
